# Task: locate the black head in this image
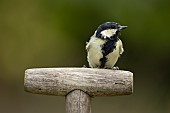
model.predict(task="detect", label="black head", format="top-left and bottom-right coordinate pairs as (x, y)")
top-left (95, 22), bottom-right (127, 40)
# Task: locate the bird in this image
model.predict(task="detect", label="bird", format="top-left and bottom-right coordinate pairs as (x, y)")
top-left (86, 22), bottom-right (127, 69)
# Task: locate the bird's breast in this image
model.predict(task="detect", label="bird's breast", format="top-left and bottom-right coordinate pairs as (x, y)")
top-left (104, 45), bottom-right (120, 68)
top-left (86, 37), bottom-right (106, 68)
top-left (86, 36), bottom-right (123, 68)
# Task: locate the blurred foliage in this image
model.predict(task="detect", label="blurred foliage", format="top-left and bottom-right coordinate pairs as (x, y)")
top-left (0, 0), bottom-right (170, 113)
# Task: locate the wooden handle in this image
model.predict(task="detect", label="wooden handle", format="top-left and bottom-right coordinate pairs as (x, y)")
top-left (66, 90), bottom-right (91, 113)
top-left (24, 68), bottom-right (133, 96)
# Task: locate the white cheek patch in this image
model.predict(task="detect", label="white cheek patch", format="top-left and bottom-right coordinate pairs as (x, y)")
top-left (101, 29), bottom-right (117, 38)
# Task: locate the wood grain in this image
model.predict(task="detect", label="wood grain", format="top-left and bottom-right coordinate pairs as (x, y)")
top-left (65, 90), bottom-right (91, 113)
top-left (24, 68), bottom-right (133, 96)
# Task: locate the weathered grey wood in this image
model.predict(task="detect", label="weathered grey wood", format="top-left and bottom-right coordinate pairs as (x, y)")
top-left (66, 90), bottom-right (91, 113)
top-left (24, 68), bottom-right (133, 96)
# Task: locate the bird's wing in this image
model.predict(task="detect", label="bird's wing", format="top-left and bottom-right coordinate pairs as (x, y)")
top-left (118, 39), bottom-right (124, 55)
top-left (86, 35), bottom-right (95, 51)
top-left (86, 41), bottom-right (90, 51)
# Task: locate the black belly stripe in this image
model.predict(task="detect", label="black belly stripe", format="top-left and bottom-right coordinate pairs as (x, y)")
top-left (100, 57), bottom-right (107, 68)
top-left (99, 36), bottom-right (119, 68)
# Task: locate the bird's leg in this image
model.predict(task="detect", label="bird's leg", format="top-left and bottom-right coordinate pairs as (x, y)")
top-left (112, 66), bottom-right (119, 70)
top-left (82, 65), bottom-right (87, 68)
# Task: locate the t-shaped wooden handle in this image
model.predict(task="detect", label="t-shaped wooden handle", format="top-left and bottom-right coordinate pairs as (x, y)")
top-left (24, 68), bottom-right (133, 113)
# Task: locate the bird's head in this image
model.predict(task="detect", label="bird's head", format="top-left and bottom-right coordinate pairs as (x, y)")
top-left (95, 22), bottom-right (127, 40)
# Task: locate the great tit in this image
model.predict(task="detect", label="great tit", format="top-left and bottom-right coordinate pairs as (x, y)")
top-left (86, 22), bottom-right (127, 69)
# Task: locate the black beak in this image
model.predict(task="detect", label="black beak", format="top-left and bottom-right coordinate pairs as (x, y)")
top-left (119, 26), bottom-right (128, 30)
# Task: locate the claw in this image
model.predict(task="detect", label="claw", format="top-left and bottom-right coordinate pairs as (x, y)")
top-left (112, 66), bottom-right (119, 70)
top-left (82, 65), bottom-right (87, 68)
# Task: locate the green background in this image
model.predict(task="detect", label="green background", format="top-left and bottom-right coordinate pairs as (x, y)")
top-left (0, 0), bottom-right (170, 113)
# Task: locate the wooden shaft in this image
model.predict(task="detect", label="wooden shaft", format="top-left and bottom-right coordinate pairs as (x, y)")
top-left (65, 90), bottom-right (91, 113)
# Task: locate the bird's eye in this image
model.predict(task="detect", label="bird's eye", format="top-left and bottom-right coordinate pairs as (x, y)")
top-left (111, 25), bottom-right (116, 29)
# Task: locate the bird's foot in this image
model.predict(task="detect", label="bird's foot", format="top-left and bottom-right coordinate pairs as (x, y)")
top-left (82, 65), bottom-right (87, 68)
top-left (112, 66), bottom-right (119, 70)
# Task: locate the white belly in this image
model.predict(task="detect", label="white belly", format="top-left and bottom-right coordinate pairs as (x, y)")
top-left (105, 39), bottom-right (124, 68)
top-left (104, 46), bottom-right (119, 68)
top-left (86, 37), bottom-right (105, 68)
